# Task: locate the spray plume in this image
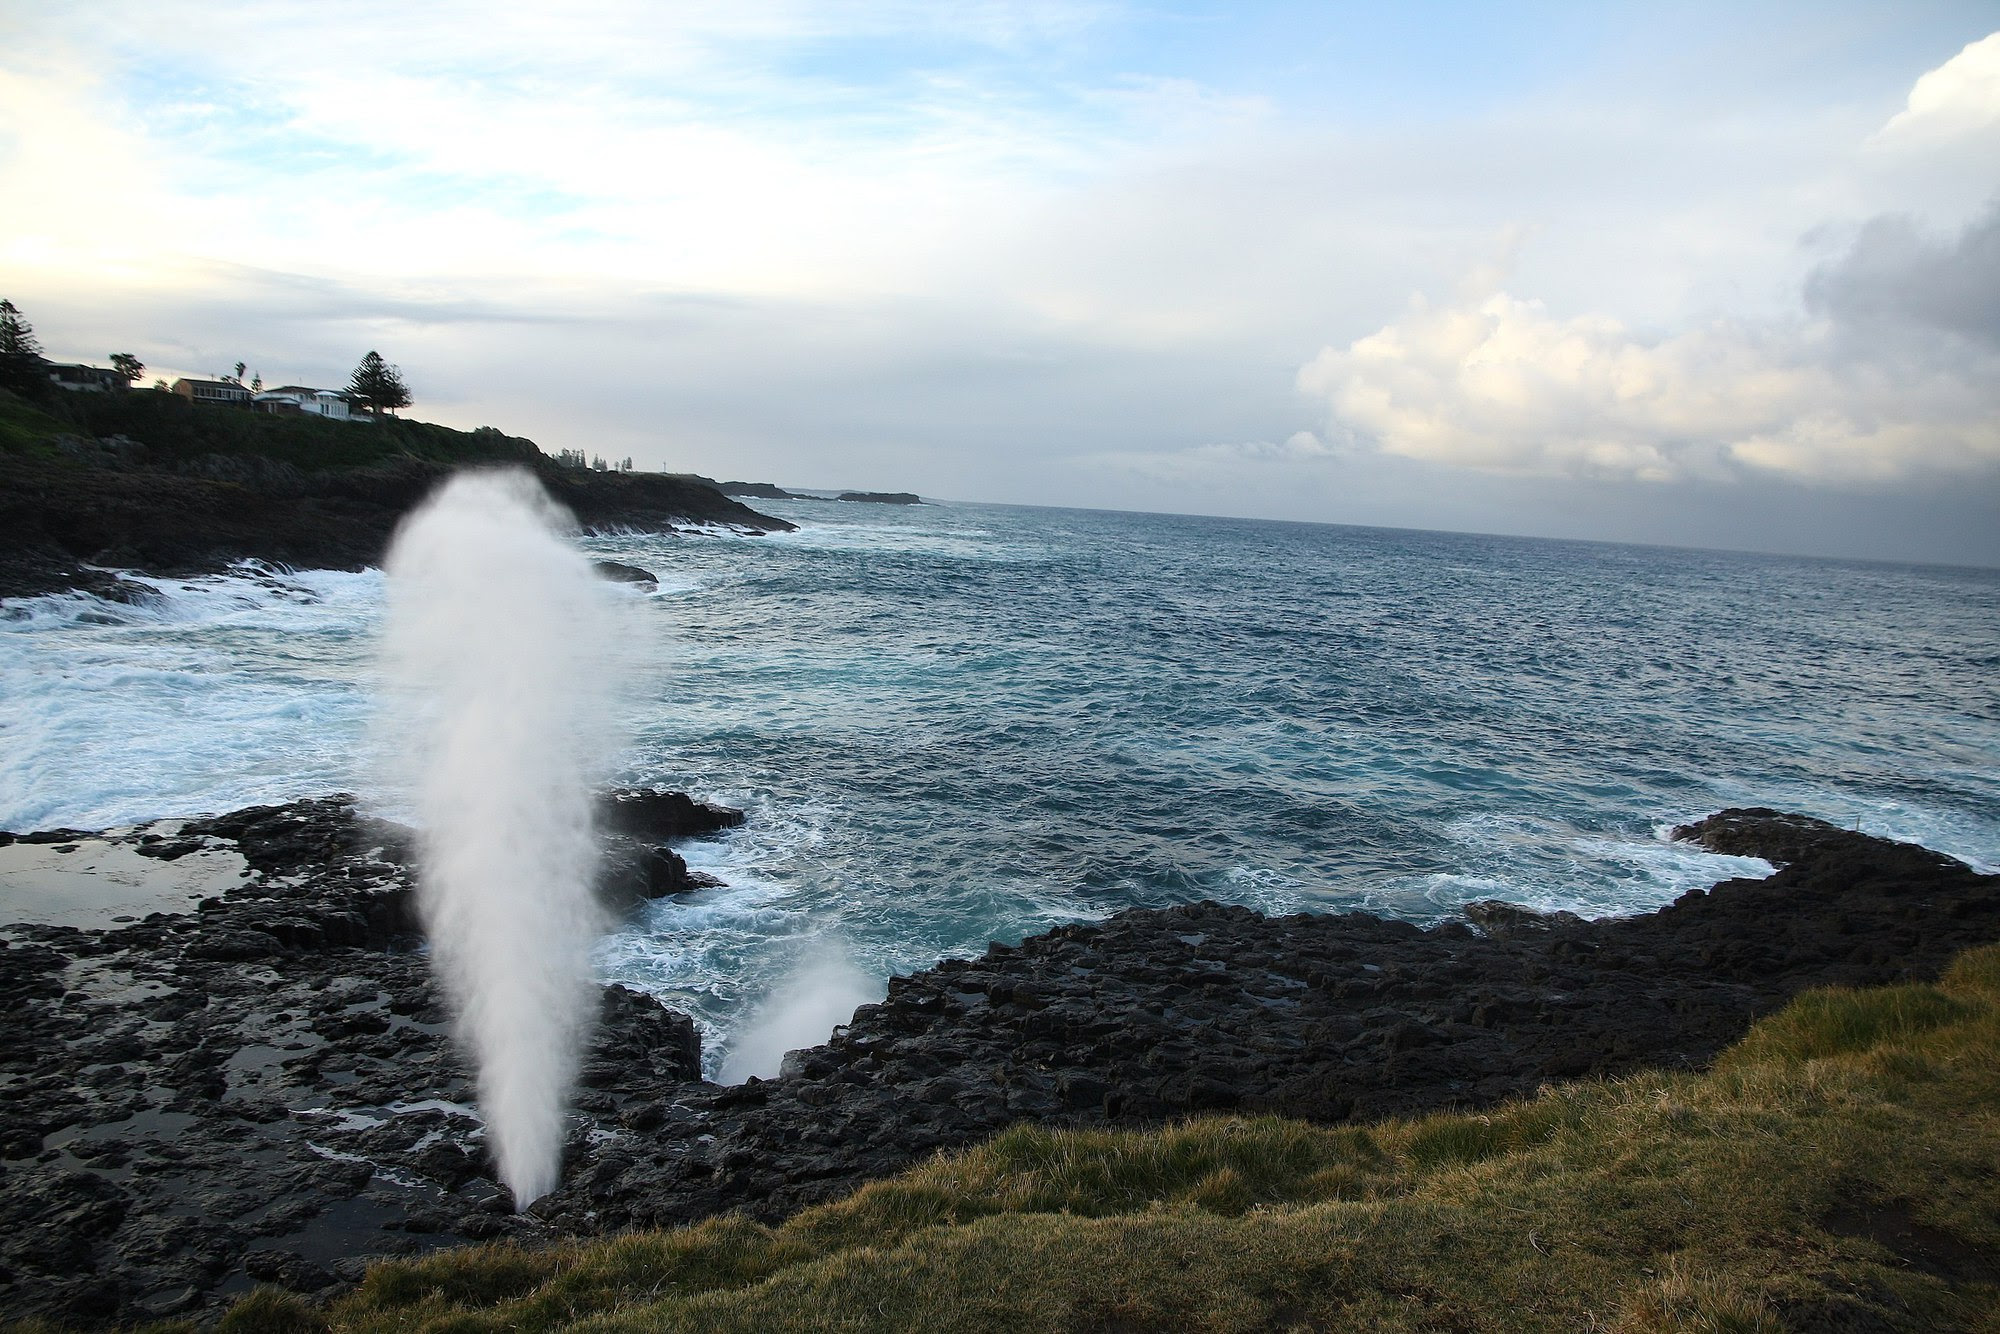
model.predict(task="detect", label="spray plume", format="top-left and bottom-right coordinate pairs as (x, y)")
top-left (374, 469), bottom-right (620, 1209)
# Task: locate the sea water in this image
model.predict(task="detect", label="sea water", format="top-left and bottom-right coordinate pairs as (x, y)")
top-left (4, 501), bottom-right (1998, 1077)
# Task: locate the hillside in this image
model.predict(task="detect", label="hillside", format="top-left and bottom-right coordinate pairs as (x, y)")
top-left (0, 390), bottom-right (791, 599)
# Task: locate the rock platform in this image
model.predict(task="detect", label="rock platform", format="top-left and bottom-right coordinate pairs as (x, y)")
top-left (1, 803), bottom-right (1993, 1325)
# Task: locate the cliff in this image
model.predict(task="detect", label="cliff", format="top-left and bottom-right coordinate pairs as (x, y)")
top-left (0, 389), bottom-right (793, 600)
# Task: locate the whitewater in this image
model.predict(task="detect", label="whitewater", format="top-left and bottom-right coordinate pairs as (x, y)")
top-left (4, 499), bottom-right (1998, 1078)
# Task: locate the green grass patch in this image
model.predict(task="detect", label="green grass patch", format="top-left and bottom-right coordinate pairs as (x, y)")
top-left (0, 390), bottom-right (74, 456)
top-left (0, 388), bottom-right (540, 472)
top-left (1718, 982), bottom-right (1979, 1068)
top-left (221, 945), bottom-right (2000, 1332)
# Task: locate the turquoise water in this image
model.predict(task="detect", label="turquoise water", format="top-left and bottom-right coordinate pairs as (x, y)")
top-left (5, 498), bottom-right (1998, 1072)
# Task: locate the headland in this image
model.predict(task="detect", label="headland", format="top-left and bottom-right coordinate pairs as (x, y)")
top-left (0, 388), bottom-right (793, 602)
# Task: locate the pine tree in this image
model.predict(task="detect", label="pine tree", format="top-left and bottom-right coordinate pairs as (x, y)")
top-left (110, 353), bottom-right (145, 384)
top-left (0, 299), bottom-right (49, 396)
top-left (347, 351), bottom-right (412, 416)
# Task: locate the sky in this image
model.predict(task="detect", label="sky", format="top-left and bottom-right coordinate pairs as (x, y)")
top-left (3, 2), bottom-right (1998, 565)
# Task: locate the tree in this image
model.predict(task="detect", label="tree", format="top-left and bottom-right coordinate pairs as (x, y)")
top-left (110, 353), bottom-right (145, 384)
top-left (347, 351), bottom-right (411, 416)
top-left (251, 372), bottom-right (262, 393)
top-left (0, 299), bottom-right (49, 397)
top-left (233, 361), bottom-right (246, 384)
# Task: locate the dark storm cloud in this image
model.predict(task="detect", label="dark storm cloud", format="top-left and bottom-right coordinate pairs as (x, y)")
top-left (1807, 201), bottom-right (2000, 345)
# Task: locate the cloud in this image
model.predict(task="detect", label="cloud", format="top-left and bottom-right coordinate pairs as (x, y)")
top-left (1871, 31), bottom-right (2000, 150)
top-left (1292, 35), bottom-right (2000, 493)
top-left (1296, 275), bottom-right (2000, 487)
top-left (9, 5), bottom-right (2000, 563)
top-left (1806, 202), bottom-right (2000, 345)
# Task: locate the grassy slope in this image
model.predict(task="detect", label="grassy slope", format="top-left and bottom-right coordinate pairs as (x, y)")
top-left (0, 388), bottom-right (540, 471)
top-left (0, 391), bottom-right (74, 456)
top-left (201, 946), bottom-right (2000, 1334)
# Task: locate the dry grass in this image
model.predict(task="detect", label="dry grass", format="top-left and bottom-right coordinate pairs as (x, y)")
top-left (214, 945), bottom-right (2000, 1333)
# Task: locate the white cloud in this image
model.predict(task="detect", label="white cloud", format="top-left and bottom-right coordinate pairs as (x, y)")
top-left (1294, 35), bottom-right (2000, 491)
top-left (7, 5), bottom-right (2000, 561)
top-left (1872, 31), bottom-right (2000, 149)
top-left (1296, 277), bottom-right (2000, 486)
top-left (1857, 30), bottom-right (2000, 228)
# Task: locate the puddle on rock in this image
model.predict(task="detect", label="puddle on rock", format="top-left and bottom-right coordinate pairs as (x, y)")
top-left (0, 828), bottom-right (248, 930)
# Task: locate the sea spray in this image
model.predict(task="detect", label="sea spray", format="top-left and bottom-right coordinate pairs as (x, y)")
top-left (719, 948), bottom-right (881, 1083)
top-left (373, 469), bottom-right (623, 1208)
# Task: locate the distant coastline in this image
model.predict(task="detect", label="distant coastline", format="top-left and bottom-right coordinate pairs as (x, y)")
top-left (836, 490), bottom-right (922, 505)
top-left (699, 479), bottom-right (927, 506)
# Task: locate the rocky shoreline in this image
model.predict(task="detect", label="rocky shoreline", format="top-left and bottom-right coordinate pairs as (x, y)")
top-left (0, 447), bottom-right (793, 603)
top-left (1, 800), bottom-right (1994, 1326)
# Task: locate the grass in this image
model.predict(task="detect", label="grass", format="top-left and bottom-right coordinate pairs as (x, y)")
top-left (0, 390), bottom-right (75, 456)
top-left (0, 387), bottom-right (540, 472)
top-left (148, 946), bottom-right (2000, 1330)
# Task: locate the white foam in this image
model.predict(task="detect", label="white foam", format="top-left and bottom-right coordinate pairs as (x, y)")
top-left (0, 563), bottom-right (383, 830)
top-left (1415, 813), bottom-right (1778, 921)
top-left (751, 509), bottom-right (1043, 564)
top-left (1218, 864), bottom-right (1315, 917)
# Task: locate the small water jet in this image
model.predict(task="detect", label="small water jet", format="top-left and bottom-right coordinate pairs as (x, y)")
top-left (373, 468), bottom-right (621, 1208)
top-left (719, 947), bottom-right (881, 1084)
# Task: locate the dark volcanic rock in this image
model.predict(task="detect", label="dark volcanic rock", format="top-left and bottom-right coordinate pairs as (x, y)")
top-left (592, 559), bottom-right (658, 587)
top-left (0, 790), bottom-right (730, 1327)
top-left (528, 809), bottom-right (1999, 1236)
top-left (1, 804), bottom-right (1993, 1326)
top-left (595, 789), bottom-right (743, 909)
top-left (598, 788), bottom-right (746, 842)
top-left (714, 481), bottom-right (797, 500)
top-left (0, 446), bottom-right (793, 602)
top-left (835, 490), bottom-right (921, 505)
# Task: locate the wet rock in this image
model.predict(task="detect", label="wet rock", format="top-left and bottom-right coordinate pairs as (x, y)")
top-left (0, 793), bottom-right (725, 1327)
top-left (597, 788), bottom-right (746, 841)
top-left (2, 804), bottom-right (1994, 1327)
top-left (592, 560), bottom-right (658, 587)
top-left (0, 445), bottom-right (795, 604)
top-left (526, 809), bottom-right (1998, 1238)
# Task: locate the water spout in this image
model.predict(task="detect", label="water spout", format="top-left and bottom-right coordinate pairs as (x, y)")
top-left (374, 468), bottom-right (619, 1208)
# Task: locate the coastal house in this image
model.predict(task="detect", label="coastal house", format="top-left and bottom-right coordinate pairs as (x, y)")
top-left (252, 385), bottom-right (365, 421)
top-left (171, 377), bottom-right (252, 406)
top-left (46, 362), bottom-right (125, 392)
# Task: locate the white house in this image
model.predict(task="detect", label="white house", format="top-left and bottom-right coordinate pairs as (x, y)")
top-left (252, 385), bottom-right (367, 422)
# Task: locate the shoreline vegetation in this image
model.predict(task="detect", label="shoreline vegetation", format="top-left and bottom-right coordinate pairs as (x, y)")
top-left (0, 387), bottom-right (795, 602)
top-left (0, 801), bottom-right (1994, 1329)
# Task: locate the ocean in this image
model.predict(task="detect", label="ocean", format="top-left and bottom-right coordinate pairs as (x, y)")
top-left (4, 498), bottom-right (1998, 1077)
